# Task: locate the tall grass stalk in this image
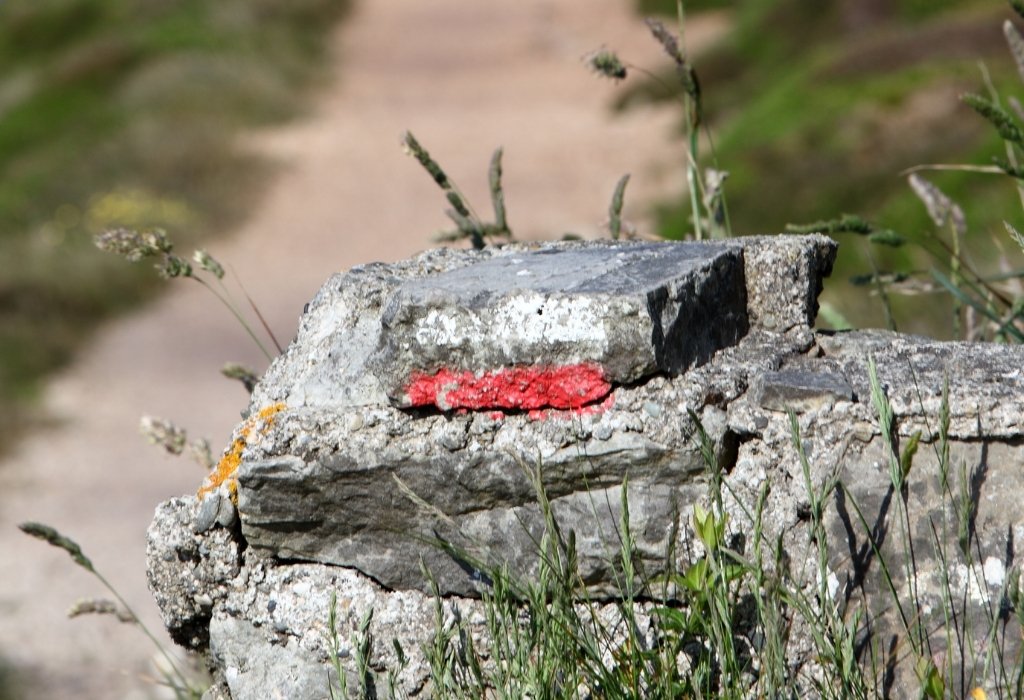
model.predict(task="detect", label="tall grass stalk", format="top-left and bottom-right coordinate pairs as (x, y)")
top-left (18, 522), bottom-right (204, 698)
top-left (787, 411), bottom-right (870, 699)
top-left (588, 5), bottom-right (728, 241)
top-left (398, 375), bottom-right (1023, 697)
top-left (402, 132), bottom-right (513, 249)
top-left (94, 228), bottom-right (281, 360)
top-left (867, 355), bottom-right (928, 659)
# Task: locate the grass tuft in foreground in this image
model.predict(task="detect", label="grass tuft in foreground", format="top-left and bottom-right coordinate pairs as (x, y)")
top-left (345, 378), bottom-right (1022, 699)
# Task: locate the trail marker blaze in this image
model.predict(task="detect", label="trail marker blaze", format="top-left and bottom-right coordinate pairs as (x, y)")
top-left (374, 241), bottom-right (750, 412)
top-left (404, 363), bottom-right (611, 412)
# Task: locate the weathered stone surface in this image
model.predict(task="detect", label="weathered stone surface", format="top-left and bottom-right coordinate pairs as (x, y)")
top-left (826, 437), bottom-right (1024, 695)
top-left (722, 329), bottom-right (1024, 697)
top-left (750, 367), bottom-right (855, 413)
top-left (234, 237), bottom-right (836, 596)
top-left (146, 236), bottom-right (1024, 698)
top-left (150, 499), bottom-right (669, 698)
top-left (146, 497), bottom-right (243, 649)
top-left (210, 560), bottom-right (461, 699)
top-left (815, 329), bottom-right (1024, 437)
top-left (741, 235), bottom-right (836, 331)
top-left (373, 241), bottom-right (749, 407)
top-left (211, 616), bottom-right (331, 700)
top-left (250, 236), bottom-right (836, 414)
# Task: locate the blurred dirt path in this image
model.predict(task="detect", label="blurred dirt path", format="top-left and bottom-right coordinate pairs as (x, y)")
top-left (0, 2), bottom-right (726, 697)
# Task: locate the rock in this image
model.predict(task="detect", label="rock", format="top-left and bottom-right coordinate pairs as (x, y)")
top-left (211, 616), bottom-right (332, 700)
top-left (250, 236), bottom-right (836, 414)
top-left (721, 329), bottom-right (1024, 695)
top-left (146, 497), bottom-right (243, 649)
top-left (750, 368), bottom-right (855, 413)
top-left (740, 234), bottom-right (836, 331)
top-left (373, 241), bottom-right (749, 407)
top-left (145, 236), bottom-right (1024, 698)
top-left (816, 329), bottom-right (1024, 437)
top-left (210, 558), bottom-right (483, 699)
top-left (233, 237), bottom-right (835, 596)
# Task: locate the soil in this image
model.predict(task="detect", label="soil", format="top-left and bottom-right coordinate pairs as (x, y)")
top-left (0, 2), bottom-right (726, 697)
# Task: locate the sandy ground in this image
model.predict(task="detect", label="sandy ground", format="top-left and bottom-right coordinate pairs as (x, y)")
top-left (0, 2), bottom-right (726, 697)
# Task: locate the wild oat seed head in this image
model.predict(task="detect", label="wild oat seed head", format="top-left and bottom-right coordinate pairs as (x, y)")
top-left (94, 227), bottom-right (173, 262)
top-left (1004, 221), bottom-right (1024, 253)
top-left (908, 174), bottom-right (966, 235)
top-left (222, 362), bottom-right (259, 393)
top-left (963, 93), bottom-right (1024, 147)
top-left (193, 249), bottom-right (225, 279)
top-left (402, 131), bottom-right (431, 167)
top-left (704, 168), bottom-right (728, 196)
top-left (140, 228), bottom-right (173, 253)
top-left (68, 598), bottom-right (136, 623)
top-left (402, 130), bottom-right (452, 190)
top-left (18, 522), bottom-right (94, 571)
top-left (157, 254), bottom-right (193, 279)
top-left (645, 18), bottom-right (684, 65)
top-left (139, 415), bottom-right (188, 455)
top-left (188, 438), bottom-right (215, 471)
top-left (585, 48), bottom-right (627, 81)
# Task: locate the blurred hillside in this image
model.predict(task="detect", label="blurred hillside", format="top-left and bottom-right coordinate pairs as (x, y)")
top-left (636, 0), bottom-right (1024, 338)
top-left (0, 0), bottom-right (348, 452)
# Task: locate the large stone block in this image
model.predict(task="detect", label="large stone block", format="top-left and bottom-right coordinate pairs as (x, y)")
top-left (251, 236), bottom-right (836, 413)
top-left (232, 237), bottom-right (836, 596)
top-left (145, 236), bottom-right (1024, 698)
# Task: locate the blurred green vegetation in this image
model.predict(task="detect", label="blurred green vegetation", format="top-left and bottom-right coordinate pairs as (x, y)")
top-left (633, 0), bottom-right (1024, 338)
top-left (0, 656), bottom-right (19, 700)
top-left (0, 0), bottom-right (349, 453)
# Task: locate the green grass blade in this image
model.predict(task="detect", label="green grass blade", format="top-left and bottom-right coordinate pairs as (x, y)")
top-left (608, 174), bottom-right (630, 241)
top-left (931, 268), bottom-right (1024, 341)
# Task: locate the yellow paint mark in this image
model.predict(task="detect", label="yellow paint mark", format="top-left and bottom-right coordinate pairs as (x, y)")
top-left (198, 402), bottom-right (286, 502)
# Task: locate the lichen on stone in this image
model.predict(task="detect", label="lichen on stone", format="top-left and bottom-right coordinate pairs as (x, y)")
top-left (198, 402), bottom-right (286, 501)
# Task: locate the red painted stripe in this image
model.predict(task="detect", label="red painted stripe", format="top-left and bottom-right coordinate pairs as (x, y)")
top-left (405, 363), bottom-right (611, 411)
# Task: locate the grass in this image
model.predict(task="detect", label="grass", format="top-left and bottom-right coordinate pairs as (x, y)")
top-left (315, 362), bottom-right (1021, 698)
top-left (626, 0), bottom-right (1024, 338)
top-left (19, 521), bottom-right (208, 698)
top-left (0, 0), bottom-right (350, 455)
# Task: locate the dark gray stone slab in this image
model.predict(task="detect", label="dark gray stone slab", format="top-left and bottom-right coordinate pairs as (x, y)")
top-left (750, 368), bottom-right (855, 413)
top-left (373, 241), bottom-right (749, 408)
top-left (249, 237), bottom-right (837, 413)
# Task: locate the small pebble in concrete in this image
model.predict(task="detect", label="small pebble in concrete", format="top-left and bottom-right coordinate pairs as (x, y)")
top-left (750, 368), bottom-right (854, 413)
